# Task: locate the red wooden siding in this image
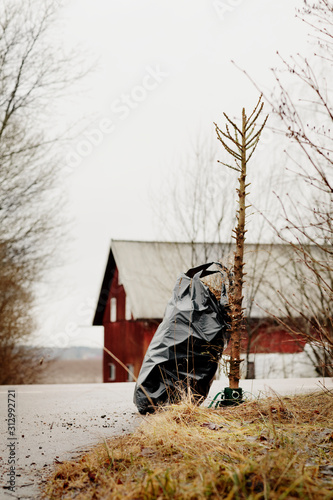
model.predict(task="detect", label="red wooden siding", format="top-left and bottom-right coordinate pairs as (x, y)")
top-left (246, 328), bottom-right (306, 354)
top-left (224, 320), bottom-right (306, 356)
top-left (102, 267), bottom-right (156, 383)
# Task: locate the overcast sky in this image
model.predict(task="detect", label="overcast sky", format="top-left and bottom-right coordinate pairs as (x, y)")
top-left (32, 0), bottom-right (310, 349)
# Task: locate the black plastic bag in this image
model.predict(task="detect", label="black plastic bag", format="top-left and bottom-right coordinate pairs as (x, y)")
top-left (133, 262), bottom-right (231, 414)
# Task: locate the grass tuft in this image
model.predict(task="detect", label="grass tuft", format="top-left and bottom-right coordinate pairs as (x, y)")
top-left (43, 391), bottom-right (333, 499)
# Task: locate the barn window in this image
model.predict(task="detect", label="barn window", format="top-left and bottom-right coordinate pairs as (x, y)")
top-left (247, 361), bottom-right (255, 379)
top-left (109, 363), bottom-right (116, 381)
top-left (110, 297), bottom-right (117, 322)
top-left (125, 296), bottom-right (132, 321)
top-left (126, 364), bottom-right (134, 382)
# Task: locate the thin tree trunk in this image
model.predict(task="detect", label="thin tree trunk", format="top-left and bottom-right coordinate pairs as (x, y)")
top-left (215, 96), bottom-right (267, 389)
top-left (229, 109), bottom-right (247, 388)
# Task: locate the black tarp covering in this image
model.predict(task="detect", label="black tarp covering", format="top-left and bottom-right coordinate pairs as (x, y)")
top-left (133, 262), bottom-right (231, 414)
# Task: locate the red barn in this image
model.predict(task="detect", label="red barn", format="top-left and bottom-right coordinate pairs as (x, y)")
top-left (93, 240), bottom-right (316, 382)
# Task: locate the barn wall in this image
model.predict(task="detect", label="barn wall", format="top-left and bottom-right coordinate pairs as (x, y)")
top-left (102, 267), bottom-right (126, 324)
top-left (103, 321), bottom-right (156, 382)
top-left (246, 327), bottom-right (306, 354)
top-left (250, 329), bottom-right (305, 354)
top-left (223, 320), bottom-right (306, 356)
top-left (102, 267), bottom-right (157, 383)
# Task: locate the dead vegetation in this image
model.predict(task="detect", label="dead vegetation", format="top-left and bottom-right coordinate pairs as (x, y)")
top-left (201, 272), bottom-right (224, 302)
top-left (44, 391), bottom-right (333, 499)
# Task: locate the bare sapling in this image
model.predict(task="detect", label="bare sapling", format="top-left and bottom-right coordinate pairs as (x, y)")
top-left (214, 96), bottom-right (268, 389)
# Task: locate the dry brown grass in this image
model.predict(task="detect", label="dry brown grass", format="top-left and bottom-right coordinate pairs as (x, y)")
top-left (201, 273), bottom-right (224, 301)
top-left (43, 391), bottom-right (333, 499)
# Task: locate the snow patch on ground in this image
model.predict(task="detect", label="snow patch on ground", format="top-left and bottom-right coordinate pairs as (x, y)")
top-left (217, 344), bottom-right (323, 380)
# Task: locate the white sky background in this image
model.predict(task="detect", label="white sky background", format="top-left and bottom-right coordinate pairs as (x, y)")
top-left (32, 0), bottom-right (310, 349)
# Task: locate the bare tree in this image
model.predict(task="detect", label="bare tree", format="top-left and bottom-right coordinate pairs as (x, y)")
top-left (245, 0), bottom-right (333, 376)
top-left (0, 0), bottom-right (86, 384)
top-left (215, 96), bottom-right (268, 389)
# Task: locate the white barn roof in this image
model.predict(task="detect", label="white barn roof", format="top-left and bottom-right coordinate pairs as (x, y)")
top-left (93, 240), bottom-right (329, 323)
